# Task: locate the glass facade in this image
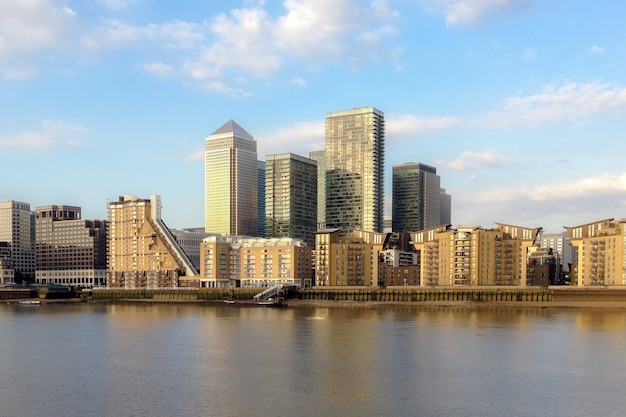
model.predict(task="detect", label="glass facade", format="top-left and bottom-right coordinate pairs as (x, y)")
top-left (205, 120), bottom-right (258, 236)
top-left (265, 153), bottom-right (317, 247)
top-left (324, 107), bottom-right (385, 234)
top-left (392, 163), bottom-right (443, 232)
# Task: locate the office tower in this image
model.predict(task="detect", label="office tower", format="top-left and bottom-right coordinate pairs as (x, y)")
top-left (169, 228), bottom-right (212, 272)
top-left (108, 195), bottom-right (198, 289)
top-left (308, 150), bottom-right (326, 227)
top-left (265, 153), bottom-right (317, 247)
top-left (393, 163), bottom-right (448, 232)
top-left (325, 107), bottom-right (385, 234)
top-left (34, 205), bottom-right (108, 288)
top-left (257, 161), bottom-right (266, 237)
top-left (205, 120), bottom-right (258, 236)
top-left (539, 232), bottom-right (574, 273)
top-left (440, 188), bottom-right (452, 225)
top-left (0, 200), bottom-right (35, 282)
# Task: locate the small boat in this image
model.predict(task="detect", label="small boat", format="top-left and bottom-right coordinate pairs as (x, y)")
top-left (223, 297), bottom-right (285, 307)
top-left (18, 300), bottom-right (41, 305)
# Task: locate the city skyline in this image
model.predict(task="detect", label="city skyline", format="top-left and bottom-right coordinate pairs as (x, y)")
top-left (2, 1), bottom-right (626, 233)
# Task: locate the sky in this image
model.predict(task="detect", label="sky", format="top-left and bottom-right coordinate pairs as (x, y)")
top-left (2, 0), bottom-right (626, 234)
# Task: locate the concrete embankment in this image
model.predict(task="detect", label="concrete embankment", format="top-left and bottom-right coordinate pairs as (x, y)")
top-left (75, 287), bottom-right (626, 308)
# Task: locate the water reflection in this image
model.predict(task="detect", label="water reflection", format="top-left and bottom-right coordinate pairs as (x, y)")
top-left (1, 304), bottom-right (625, 417)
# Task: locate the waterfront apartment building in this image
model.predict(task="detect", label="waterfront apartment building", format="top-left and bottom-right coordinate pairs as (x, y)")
top-left (108, 195), bottom-right (198, 289)
top-left (205, 120), bottom-right (258, 236)
top-left (0, 200), bottom-right (35, 282)
top-left (0, 247), bottom-right (14, 284)
top-left (565, 218), bottom-right (626, 286)
top-left (410, 223), bottom-right (541, 286)
top-left (315, 228), bottom-right (386, 286)
top-left (200, 236), bottom-right (313, 288)
top-left (34, 205), bottom-right (108, 288)
top-left (324, 107), bottom-right (385, 235)
top-left (392, 163), bottom-right (451, 232)
top-left (265, 153), bottom-right (317, 247)
top-left (308, 150), bottom-right (326, 227)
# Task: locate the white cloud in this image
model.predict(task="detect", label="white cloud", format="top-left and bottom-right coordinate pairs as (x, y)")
top-left (435, 149), bottom-right (510, 172)
top-left (588, 45), bottom-right (604, 54)
top-left (256, 120), bottom-right (325, 159)
top-left (97, 0), bottom-right (138, 11)
top-left (420, 0), bottom-right (530, 27)
top-left (290, 76), bottom-right (307, 86)
top-left (0, 0), bottom-right (77, 67)
top-left (0, 121), bottom-right (86, 151)
top-left (387, 114), bottom-right (461, 137)
top-left (478, 82), bottom-right (626, 128)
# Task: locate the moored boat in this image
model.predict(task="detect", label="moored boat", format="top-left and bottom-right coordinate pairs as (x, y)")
top-left (18, 300), bottom-right (41, 305)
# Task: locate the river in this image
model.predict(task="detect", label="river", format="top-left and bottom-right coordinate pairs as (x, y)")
top-left (1, 302), bottom-right (625, 417)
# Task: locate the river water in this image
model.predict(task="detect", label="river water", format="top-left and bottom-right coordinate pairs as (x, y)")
top-left (1, 302), bottom-right (625, 417)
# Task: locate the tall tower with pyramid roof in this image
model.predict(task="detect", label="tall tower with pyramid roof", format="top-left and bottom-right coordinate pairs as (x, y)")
top-left (205, 120), bottom-right (258, 236)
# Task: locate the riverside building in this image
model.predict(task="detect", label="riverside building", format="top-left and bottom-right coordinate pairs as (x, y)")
top-left (34, 205), bottom-right (108, 288)
top-left (565, 218), bottom-right (626, 286)
top-left (199, 236), bottom-right (313, 288)
top-left (108, 195), bottom-right (197, 289)
top-left (410, 223), bottom-right (541, 286)
top-left (324, 107), bottom-right (385, 235)
top-left (205, 120), bottom-right (258, 236)
top-left (0, 200), bottom-right (35, 282)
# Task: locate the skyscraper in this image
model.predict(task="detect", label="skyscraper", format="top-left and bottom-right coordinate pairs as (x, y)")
top-left (265, 153), bottom-right (317, 247)
top-left (0, 200), bottom-right (35, 282)
top-left (205, 120), bottom-right (258, 236)
top-left (257, 160), bottom-right (266, 237)
top-left (392, 163), bottom-right (450, 232)
top-left (308, 150), bottom-right (326, 227)
top-left (325, 107), bottom-right (385, 234)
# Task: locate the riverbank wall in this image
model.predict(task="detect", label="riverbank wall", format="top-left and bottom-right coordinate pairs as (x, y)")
top-left (77, 286), bottom-right (626, 305)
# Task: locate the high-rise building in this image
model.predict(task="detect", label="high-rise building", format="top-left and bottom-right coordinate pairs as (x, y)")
top-left (108, 195), bottom-right (198, 289)
top-left (265, 153), bottom-right (317, 247)
top-left (0, 200), bottom-right (35, 282)
top-left (257, 161), bottom-right (266, 237)
top-left (205, 120), bottom-right (258, 236)
top-left (308, 150), bottom-right (326, 227)
top-left (169, 227), bottom-right (212, 272)
top-left (325, 107), bottom-right (385, 234)
top-left (392, 163), bottom-right (450, 232)
top-left (34, 205), bottom-right (108, 288)
top-left (538, 232), bottom-right (574, 273)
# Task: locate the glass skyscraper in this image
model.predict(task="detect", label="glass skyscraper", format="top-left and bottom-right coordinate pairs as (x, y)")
top-left (265, 153), bottom-right (317, 247)
top-left (324, 107), bottom-right (385, 234)
top-left (205, 120), bottom-right (258, 236)
top-left (392, 162), bottom-right (451, 232)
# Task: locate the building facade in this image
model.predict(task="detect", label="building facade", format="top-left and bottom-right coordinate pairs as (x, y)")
top-left (315, 229), bottom-right (386, 286)
top-left (205, 120), bottom-right (258, 236)
top-left (308, 150), bottom-right (326, 227)
top-left (265, 153), bottom-right (317, 247)
top-left (565, 219), bottom-right (626, 286)
top-left (108, 195), bottom-right (198, 289)
top-left (34, 205), bottom-right (108, 288)
top-left (200, 236), bottom-right (313, 288)
top-left (392, 163), bottom-right (450, 232)
top-left (257, 160), bottom-right (266, 237)
top-left (411, 223), bottom-right (541, 286)
top-left (0, 200), bottom-right (35, 282)
top-left (324, 107), bottom-right (385, 235)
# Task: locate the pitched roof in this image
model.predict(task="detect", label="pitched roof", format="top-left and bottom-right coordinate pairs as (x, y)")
top-left (211, 119), bottom-right (254, 139)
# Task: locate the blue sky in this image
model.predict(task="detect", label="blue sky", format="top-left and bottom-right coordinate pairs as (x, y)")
top-left (2, 0), bottom-right (626, 233)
